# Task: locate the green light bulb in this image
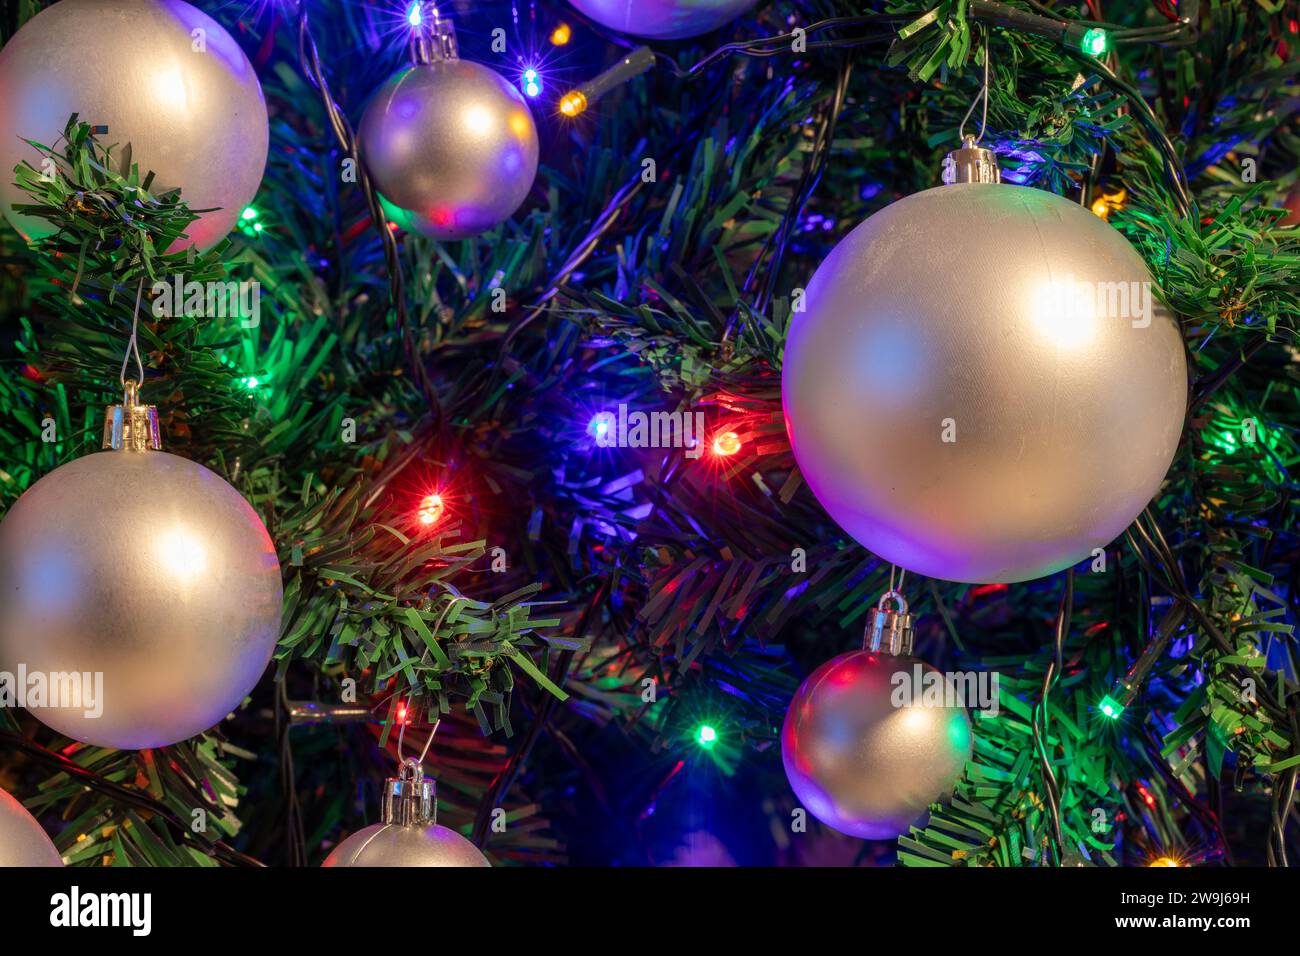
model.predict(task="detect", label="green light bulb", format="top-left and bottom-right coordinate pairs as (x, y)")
top-left (696, 724), bottom-right (718, 749)
top-left (1100, 695), bottom-right (1124, 719)
top-left (1081, 28), bottom-right (1108, 57)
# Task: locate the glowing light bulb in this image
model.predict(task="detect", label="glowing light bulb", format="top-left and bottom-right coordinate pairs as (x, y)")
top-left (242, 376), bottom-right (260, 390)
top-left (560, 90), bottom-right (588, 117)
top-left (1080, 27), bottom-right (1108, 57)
top-left (550, 23), bottom-right (572, 46)
top-left (406, 2), bottom-right (422, 28)
top-left (1149, 856), bottom-right (1182, 867)
top-left (712, 431), bottom-right (742, 457)
top-left (696, 724), bottom-right (718, 749)
top-left (419, 494), bottom-right (444, 526)
top-left (522, 68), bottom-right (542, 98)
top-left (240, 206), bottom-right (259, 221)
top-left (1099, 695), bottom-right (1124, 719)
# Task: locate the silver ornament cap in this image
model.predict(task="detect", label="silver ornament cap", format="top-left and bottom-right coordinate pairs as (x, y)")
top-left (943, 134), bottom-right (1001, 184)
top-left (102, 381), bottom-right (161, 451)
top-left (382, 759), bottom-right (436, 827)
top-left (865, 589), bottom-right (914, 656)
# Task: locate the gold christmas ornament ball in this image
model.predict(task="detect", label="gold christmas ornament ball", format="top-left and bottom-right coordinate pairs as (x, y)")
top-left (322, 822), bottom-right (491, 867)
top-left (358, 59), bottom-right (539, 240)
top-left (781, 651), bottom-right (972, 840)
top-left (0, 0), bottom-right (269, 250)
top-left (0, 447), bottom-right (283, 749)
top-left (0, 786), bottom-right (63, 867)
top-left (566, 0), bottom-right (758, 40)
top-left (782, 182), bottom-right (1187, 584)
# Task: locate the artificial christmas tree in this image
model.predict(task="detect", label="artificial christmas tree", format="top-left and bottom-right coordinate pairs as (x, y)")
top-left (0, 0), bottom-right (1296, 881)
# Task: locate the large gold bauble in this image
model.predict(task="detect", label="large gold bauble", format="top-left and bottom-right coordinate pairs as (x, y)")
top-left (782, 183), bottom-right (1188, 583)
top-left (0, 0), bottom-right (268, 250)
top-left (0, 449), bottom-right (282, 749)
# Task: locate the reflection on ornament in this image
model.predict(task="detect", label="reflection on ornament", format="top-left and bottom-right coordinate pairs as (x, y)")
top-left (0, 384), bottom-right (282, 749)
top-left (322, 760), bottom-right (490, 867)
top-left (566, 0), bottom-right (757, 40)
top-left (782, 140), bottom-right (1186, 584)
top-left (0, 0), bottom-right (268, 250)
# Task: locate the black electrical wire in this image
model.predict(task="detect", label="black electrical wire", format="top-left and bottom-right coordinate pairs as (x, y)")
top-left (295, 8), bottom-right (441, 418)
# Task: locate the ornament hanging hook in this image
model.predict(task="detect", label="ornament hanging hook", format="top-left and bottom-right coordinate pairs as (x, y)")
top-left (944, 32), bottom-right (1001, 185)
top-left (958, 28), bottom-right (991, 147)
top-left (118, 276), bottom-right (146, 393)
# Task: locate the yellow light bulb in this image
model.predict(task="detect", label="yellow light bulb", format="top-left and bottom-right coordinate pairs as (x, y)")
top-left (551, 23), bottom-right (572, 46)
top-left (560, 90), bottom-right (588, 117)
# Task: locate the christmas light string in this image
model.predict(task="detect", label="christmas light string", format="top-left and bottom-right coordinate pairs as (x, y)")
top-left (745, 56), bottom-right (853, 318)
top-left (294, 1), bottom-right (440, 414)
top-left (561, 5), bottom-right (1197, 217)
top-left (1031, 569), bottom-right (1072, 865)
top-left (1120, 508), bottom-right (1299, 863)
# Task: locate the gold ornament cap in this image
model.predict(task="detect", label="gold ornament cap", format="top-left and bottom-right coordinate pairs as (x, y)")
top-left (864, 589), bottom-right (915, 656)
top-left (382, 759), bottom-right (435, 827)
top-left (102, 381), bottom-right (161, 451)
top-left (943, 135), bottom-right (1002, 185)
